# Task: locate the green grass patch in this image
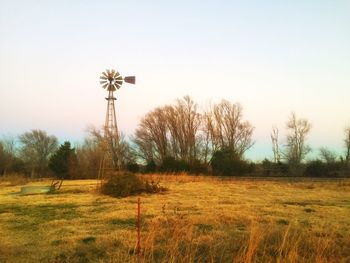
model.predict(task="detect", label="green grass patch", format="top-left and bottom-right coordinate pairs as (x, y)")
top-left (81, 236), bottom-right (96, 244)
top-left (111, 218), bottom-right (137, 229)
top-left (304, 208), bottom-right (316, 213)
top-left (276, 219), bottom-right (289, 225)
top-left (195, 223), bottom-right (214, 233)
top-left (0, 203), bottom-right (80, 232)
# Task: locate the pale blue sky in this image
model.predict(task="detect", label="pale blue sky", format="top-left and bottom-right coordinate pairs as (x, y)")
top-left (0, 1), bottom-right (349, 160)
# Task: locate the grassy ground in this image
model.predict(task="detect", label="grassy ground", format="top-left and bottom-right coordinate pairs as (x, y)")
top-left (0, 175), bottom-right (349, 263)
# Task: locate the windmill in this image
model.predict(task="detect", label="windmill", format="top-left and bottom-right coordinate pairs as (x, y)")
top-left (98, 69), bottom-right (135, 180)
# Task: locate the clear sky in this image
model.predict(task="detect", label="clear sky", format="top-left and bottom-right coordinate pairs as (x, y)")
top-left (1, 0), bottom-right (349, 160)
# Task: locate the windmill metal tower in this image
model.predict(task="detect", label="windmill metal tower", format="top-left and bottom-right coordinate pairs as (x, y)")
top-left (98, 69), bottom-right (135, 180)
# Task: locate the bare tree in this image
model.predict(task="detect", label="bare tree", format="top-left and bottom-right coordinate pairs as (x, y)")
top-left (0, 143), bottom-right (6, 175)
top-left (344, 126), bottom-right (350, 166)
top-left (164, 105), bottom-right (180, 159)
top-left (204, 100), bottom-right (254, 159)
top-left (75, 136), bottom-right (102, 179)
top-left (134, 96), bottom-right (202, 166)
top-left (134, 106), bottom-right (170, 165)
top-left (319, 147), bottom-right (337, 164)
top-left (271, 126), bottom-right (280, 163)
top-left (132, 129), bottom-right (155, 164)
top-left (134, 97), bottom-right (254, 168)
top-left (0, 135), bottom-right (17, 175)
top-left (116, 133), bottom-right (137, 166)
top-left (199, 111), bottom-right (214, 165)
top-left (19, 130), bottom-right (58, 177)
top-left (1, 135), bottom-right (17, 156)
top-left (284, 112), bottom-right (311, 173)
top-left (86, 126), bottom-right (135, 171)
top-left (165, 96), bottom-right (201, 164)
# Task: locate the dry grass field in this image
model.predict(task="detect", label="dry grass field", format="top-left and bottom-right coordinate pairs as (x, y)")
top-left (0, 174), bottom-right (349, 263)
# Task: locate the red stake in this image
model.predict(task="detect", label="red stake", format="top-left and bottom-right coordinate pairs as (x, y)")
top-left (137, 197), bottom-right (141, 256)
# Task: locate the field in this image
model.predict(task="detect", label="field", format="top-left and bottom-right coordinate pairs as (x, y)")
top-left (0, 175), bottom-right (349, 263)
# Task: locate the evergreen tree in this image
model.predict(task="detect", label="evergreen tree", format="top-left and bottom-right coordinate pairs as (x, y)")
top-left (49, 141), bottom-right (76, 179)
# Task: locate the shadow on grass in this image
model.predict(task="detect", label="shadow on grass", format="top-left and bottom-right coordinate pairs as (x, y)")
top-left (110, 218), bottom-right (137, 229)
top-left (0, 203), bottom-right (80, 231)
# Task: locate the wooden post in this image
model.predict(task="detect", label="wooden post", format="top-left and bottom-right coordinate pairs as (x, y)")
top-left (137, 197), bottom-right (141, 256)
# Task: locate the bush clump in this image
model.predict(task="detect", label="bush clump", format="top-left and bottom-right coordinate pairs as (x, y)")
top-left (101, 172), bottom-right (167, 197)
top-left (210, 147), bottom-right (252, 176)
top-left (160, 157), bottom-right (189, 173)
top-left (304, 160), bottom-right (343, 177)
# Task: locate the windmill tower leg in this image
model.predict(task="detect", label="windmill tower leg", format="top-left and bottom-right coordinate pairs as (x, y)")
top-left (100, 90), bottom-right (121, 179)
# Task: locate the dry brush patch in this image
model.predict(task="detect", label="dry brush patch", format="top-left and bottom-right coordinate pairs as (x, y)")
top-left (0, 173), bottom-right (32, 186)
top-left (0, 176), bottom-right (349, 262)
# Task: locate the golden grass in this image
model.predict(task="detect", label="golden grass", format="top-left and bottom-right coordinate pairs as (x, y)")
top-left (0, 174), bottom-right (349, 262)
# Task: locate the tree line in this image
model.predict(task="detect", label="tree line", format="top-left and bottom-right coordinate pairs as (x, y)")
top-left (1, 96), bottom-right (349, 178)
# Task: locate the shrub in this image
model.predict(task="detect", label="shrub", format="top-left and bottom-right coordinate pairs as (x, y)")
top-left (304, 160), bottom-right (328, 177)
top-left (160, 157), bottom-right (189, 173)
top-left (261, 159), bottom-right (288, 176)
top-left (189, 160), bottom-right (208, 174)
top-left (210, 148), bottom-right (250, 176)
top-left (126, 162), bottom-right (139, 173)
top-left (0, 173), bottom-right (30, 186)
top-left (101, 172), bottom-right (167, 197)
top-left (144, 160), bottom-right (157, 173)
top-left (304, 160), bottom-right (343, 177)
